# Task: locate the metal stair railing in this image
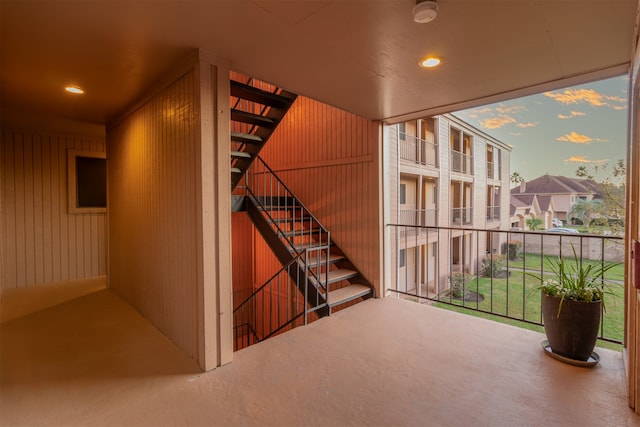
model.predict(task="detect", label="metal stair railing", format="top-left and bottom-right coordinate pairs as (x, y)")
top-left (244, 156), bottom-right (332, 308)
top-left (233, 248), bottom-right (324, 351)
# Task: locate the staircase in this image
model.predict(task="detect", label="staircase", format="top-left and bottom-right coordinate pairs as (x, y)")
top-left (230, 77), bottom-right (297, 190)
top-left (230, 75), bottom-right (374, 351)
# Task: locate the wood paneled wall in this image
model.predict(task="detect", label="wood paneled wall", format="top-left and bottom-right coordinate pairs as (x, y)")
top-left (259, 96), bottom-right (382, 294)
top-left (1, 131), bottom-right (106, 290)
top-left (108, 53), bottom-right (232, 371)
top-left (108, 68), bottom-right (201, 360)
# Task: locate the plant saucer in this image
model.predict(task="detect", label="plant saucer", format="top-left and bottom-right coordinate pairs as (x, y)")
top-left (541, 340), bottom-right (600, 368)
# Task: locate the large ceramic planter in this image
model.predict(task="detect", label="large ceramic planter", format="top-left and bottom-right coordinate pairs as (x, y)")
top-left (541, 293), bottom-right (601, 361)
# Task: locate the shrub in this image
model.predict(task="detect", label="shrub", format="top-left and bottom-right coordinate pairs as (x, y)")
top-left (590, 218), bottom-right (608, 227)
top-left (502, 240), bottom-right (522, 260)
top-left (449, 272), bottom-right (471, 298)
top-left (481, 255), bottom-right (506, 277)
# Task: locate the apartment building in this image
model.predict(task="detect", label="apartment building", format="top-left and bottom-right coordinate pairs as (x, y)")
top-left (386, 114), bottom-right (511, 297)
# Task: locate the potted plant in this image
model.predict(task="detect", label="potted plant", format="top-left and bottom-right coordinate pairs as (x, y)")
top-left (536, 244), bottom-right (617, 364)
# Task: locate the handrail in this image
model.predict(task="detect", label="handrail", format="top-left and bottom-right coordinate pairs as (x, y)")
top-left (245, 157), bottom-right (331, 295)
top-left (234, 158), bottom-right (336, 350)
top-left (252, 155), bottom-right (329, 235)
top-left (233, 252), bottom-right (305, 351)
top-left (233, 252), bottom-right (304, 312)
top-left (387, 222), bottom-right (624, 345)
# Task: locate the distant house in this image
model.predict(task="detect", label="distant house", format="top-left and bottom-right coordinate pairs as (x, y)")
top-left (510, 174), bottom-right (601, 224)
top-left (510, 194), bottom-right (556, 230)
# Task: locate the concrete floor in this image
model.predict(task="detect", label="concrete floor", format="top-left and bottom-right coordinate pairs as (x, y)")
top-left (1, 282), bottom-right (638, 426)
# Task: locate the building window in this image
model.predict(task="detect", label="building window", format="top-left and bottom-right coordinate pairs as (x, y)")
top-left (399, 122), bottom-right (406, 141)
top-left (68, 150), bottom-right (107, 214)
top-left (399, 249), bottom-right (406, 267)
top-left (400, 183), bottom-right (406, 204)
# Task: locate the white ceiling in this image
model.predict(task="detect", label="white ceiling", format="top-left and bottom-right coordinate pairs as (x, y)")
top-left (1, 0), bottom-right (638, 126)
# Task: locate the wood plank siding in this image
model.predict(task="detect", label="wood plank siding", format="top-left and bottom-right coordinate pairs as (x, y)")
top-left (108, 68), bottom-right (201, 362)
top-left (107, 54), bottom-right (232, 370)
top-left (1, 131), bottom-right (106, 290)
top-left (259, 96), bottom-right (382, 294)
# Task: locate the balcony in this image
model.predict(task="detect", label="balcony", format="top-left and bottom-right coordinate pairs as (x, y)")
top-left (0, 278), bottom-right (634, 425)
top-left (487, 160), bottom-right (501, 180)
top-left (486, 205), bottom-right (500, 221)
top-left (451, 207), bottom-right (473, 226)
top-left (388, 224), bottom-right (625, 346)
top-left (399, 132), bottom-right (438, 168)
top-left (451, 149), bottom-right (473, 174)
top-left (399, 209), bottom-right (437, 228)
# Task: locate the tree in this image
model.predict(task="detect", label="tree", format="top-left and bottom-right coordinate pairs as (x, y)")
top-left (575, 159), bottom-right (625, 230)
top-left (525, 217), bottom-right (543, 230)
top-left (569, 199), bottom-right (604, 228)
top-left (510, 172), bottom-right (524, 186)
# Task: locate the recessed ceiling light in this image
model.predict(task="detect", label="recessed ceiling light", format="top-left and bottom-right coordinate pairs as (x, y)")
top-left (419, 56), bottom-right (441, 68)
top-left (65, 86), bottom-right (84, 94)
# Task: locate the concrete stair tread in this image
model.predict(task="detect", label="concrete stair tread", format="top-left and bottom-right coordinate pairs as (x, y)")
top-left (305, 254), bottom-right (344, 267)
top-left (325, 268), bottom-right (358, 284)
top-left (231, 151), bottom-right (252, 158)
top-left (309, 268), bottom-right (357, 287)
top-left (328, 284), bottom-right (372, 307)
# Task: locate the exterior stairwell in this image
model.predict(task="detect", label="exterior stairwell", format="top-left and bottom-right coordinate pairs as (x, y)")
top-left (230, 75), bottom-right (374, 351)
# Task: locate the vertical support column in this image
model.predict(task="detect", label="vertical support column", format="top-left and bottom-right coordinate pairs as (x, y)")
top-left (196, 53), bottom-right (232, 370)
top-left (626, 68), bottom-right (639, 412)
top-left (416, 175), bottom-right (423, 292)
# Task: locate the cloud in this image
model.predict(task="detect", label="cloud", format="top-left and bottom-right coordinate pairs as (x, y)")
top-left (516, 122), bottom-right (538, 128)
top-left (495, 104), bottom-right (526, 114)
top-left (564, 155), bottom-right (592, 163)
top-left (544, 88), bottom-right (627, 110)
top-left (558, 111), bottom-right (586, 119)
top-left (556, 131), bottom-right (592, 144)
top-left (481, 115), bottom-right (516, 129)
top-left (564, 156), bottom-right (609, 165)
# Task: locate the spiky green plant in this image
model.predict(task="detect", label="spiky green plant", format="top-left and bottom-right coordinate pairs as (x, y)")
top-left (533, 243), bottom-right (618, 314)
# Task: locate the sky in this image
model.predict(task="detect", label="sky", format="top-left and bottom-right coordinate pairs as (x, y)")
top-left (454, 75), bottom-right (629, 184)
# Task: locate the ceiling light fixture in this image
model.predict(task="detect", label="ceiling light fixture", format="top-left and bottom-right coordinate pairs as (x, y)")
top-left (413, 0), bottom-right (438, 24)
top-left (419, 56), bottom-right (441, 68)
top-left (65, 86), bottom-right (84, 94)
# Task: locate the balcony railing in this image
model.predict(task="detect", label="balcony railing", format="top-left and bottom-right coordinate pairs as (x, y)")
top-left (451, 207), bottom-right (472, 226)
top-left (399, 209), bottom-right (438, 236)
top-left (451, 149), bottom-right (473, 174)
top-left (387, 224), bottom-right (624, 345)
top-left (399, 132), bottom-right (438, 167)
top-left (486, 205), bottom-right (500, 221)
top-left (486, 161), bottom-right (501, 180)
top-left (399, 209), bottom-right (437, 227)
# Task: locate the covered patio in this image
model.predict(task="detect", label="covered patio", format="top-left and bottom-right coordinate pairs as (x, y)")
top-left (1, 282), bottom-right (632, 426)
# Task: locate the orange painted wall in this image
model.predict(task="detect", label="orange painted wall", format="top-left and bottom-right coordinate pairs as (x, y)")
top-left (259, 96), bottom-right (382, 294)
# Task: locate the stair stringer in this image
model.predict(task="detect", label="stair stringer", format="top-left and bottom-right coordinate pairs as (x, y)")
top-left (245, 196), bottom-right (329, 316)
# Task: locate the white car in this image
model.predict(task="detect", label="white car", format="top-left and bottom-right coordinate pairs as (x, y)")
top-left (548, 227), bottom-right (580, 234)
top-left (552, 218), bottom-right (563, 227)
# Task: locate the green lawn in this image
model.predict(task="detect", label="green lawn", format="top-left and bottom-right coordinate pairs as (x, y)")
top-left (503, 252), bottom-right (625, 281)
top-left (432, 268), bottom-right (624, 352)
